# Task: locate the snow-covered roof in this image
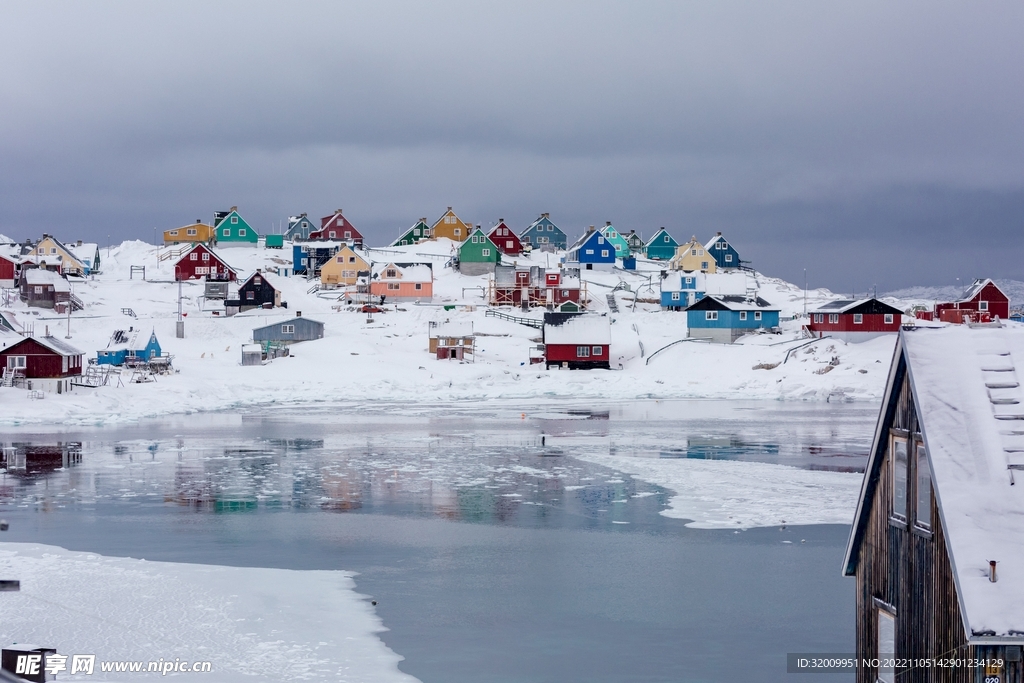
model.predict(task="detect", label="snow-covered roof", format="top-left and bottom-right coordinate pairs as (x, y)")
top-left (956, 278), bottom-right (1000, 303)
top-left (0, 234), bottom-right (14, 245)
top-left (691, 295), bottom-right (776, 312)
top-left (11, 334), bottom-right (84, 357)
top-left (371, 262), bottom-right (433, 282)
top-left (544, 314), bottom-right (611, 345)
top-left (66, 243), bottom-right (98, 262)
top-left (704, 233), bottom-right (729, 250)
top-left (813, 298), bottom-right (904, 316)
top-left (430, 321), bottom-right (473, 338)
top-left (897, 326), bottom-right (1024, 640)
top-left (24, 268), bottom-right (71, 292)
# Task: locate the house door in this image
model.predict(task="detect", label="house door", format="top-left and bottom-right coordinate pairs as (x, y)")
top-left (450, 348), bottom-right (458, 359)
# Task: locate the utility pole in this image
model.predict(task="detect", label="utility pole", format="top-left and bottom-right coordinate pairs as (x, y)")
top-left (65, 282), bottom-right (72, 338)
top-left (803, 269), bottom-right (807, 318)
top-left (176, 278), bottom-right (184, 338)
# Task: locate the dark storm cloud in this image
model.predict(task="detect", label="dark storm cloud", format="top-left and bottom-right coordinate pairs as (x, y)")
top-left (2, 1), bottom-right (1022, 289)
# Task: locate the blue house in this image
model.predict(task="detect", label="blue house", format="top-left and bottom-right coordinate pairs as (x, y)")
top-left (97, 329), bottom-right (162, 365)
top-left (284, 214), bottom-right (314, 241)
top-left (566, 227), bottom-right (616, 271)
top-left (704, 232), bottom-right (742, 269)
top-left (660, 271), bottom-right (705, 310)
top-left (645, 228), bottom-right (679, 260)
top-left (520, 213), bottom-right (567, 251)
top-left (293, 242), bottom-right (341, 276)
top-left (685, 296), bottom-right (779, 343)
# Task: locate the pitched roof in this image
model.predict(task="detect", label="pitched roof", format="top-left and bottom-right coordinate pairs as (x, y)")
top-left (543, 313), bottom-right (611, 345)
top-left (5, 334), bottom-right (83, 357)
top-left (253, 316), bottom-right (324, 334)
top-left (371, 262), bottom-right (433, 282)
top-left (430, 320), bottom-right (474, 338)
top-left (24, 268), bottom-right (71, 292)
top-left (686, 295), bottom-right (777, 312)
top-left (813, 298), bottom-right (904, 316)
top-left (956, 278), bottom-right (1006, 304)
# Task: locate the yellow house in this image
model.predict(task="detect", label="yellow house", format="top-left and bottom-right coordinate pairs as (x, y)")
top-left (320, 245), bottom-right (369, 288)
top-left (164, 221), bottom-right (217, 245)
top-left (670, 236), bottom-right (717, 273)
top-left (29, 234), bottom-right (89, 275)
top-left (430, 207), bottom-right (472, 242)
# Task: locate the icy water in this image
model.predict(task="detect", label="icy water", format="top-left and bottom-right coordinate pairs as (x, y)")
top-left (0, 400), bottom-right (875, 682)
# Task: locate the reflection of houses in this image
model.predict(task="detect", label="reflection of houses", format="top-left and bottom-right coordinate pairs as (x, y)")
top-left (428, 320), bottom-right (475, 361)
top-left (319, 245), bottom-right (369, 288)
top-left (934, 279), bottom-right (1010, 323)
top-left (310, 209), bottom-right (363, 246)
top-left (227, 270), bottom-right (282, 314)
top-left (0, 335), bottom-right (85, 393)
top-left (368, 262), bottom-right (433, 301)
top-left (670, 236), bottom-right (717, 273)
top-left (542, 312), bottom-right (611, 369)
top-left (173, 244), bottom-right (236, 281)
top-left (253, 315), bottom-right (325, 345)
top-left (807, 298), bottom-right (904, 342)
top-left (1, 442), bottom-right (82, 474)
top-left (685, 296), bottom-right (780, 343)
top-left (844, 326), bottom-right (1024, 683)
top-left (164, 221), bottom-right (217, 245)
top-left (488, 264), bottom-right (585, 310)
top-left (520, 213), bottom-right (567, 251)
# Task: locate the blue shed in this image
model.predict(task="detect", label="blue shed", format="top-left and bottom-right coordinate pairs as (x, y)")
top-left (97, 329), bottom-right (162, 365)
top-left (704, 232), bottom-right (742, 269)
top-left (566, 227), bottom-right (616, 271)
top-left (644, 228), bottom-right (679, 260)
top-left (660, 271), bottom-right (705, 310)
top-left (520, 213), bottom-right (567, 251)
top-left (253, 316), bottom-right (325, 344)
top-left (685, 295), bottom-right (779, 343)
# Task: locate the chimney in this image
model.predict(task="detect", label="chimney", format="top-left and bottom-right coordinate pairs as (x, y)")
top-left (990, 560), bottom-right (998, 583)
top-left (605, 221), bottom-right (612, 226)
top-left (336, 209), bottom-right (343, 215)
top-left (542, 213), bottom-right (549, 218)
top-left (587, 225), bottom-right (595, 233)
top-left (300, 212), bottom-right (307, 217)
top-left (297, 311), bottom-right (301, 317)
top-left (447, 206), bottom-right (453, 211)
top-left (419, 217), bottom-right (427, 223)
top-left (45, 325), bottom-right (49, 337)
top-left (195, 219), bottom-right (201, 224)
top-left (499, 218), bottom-right (504, 223)
top-left (717, 231), bottom-right (722, 236)
top-left (77, 240), bottom-right (83, 246)
top-left (256, 268), bottom-right (261, 274)
top-left (230, 206), bottom-right (237, 212)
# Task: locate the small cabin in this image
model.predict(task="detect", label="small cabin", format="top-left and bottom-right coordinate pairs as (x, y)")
top-left (164, 221), bottom-right (217, 245)
top-left (26, 234), bottom-right (90, 276)
top-left (428, 320), bottom-right (475, 361)
top-left (520, 213), bottom-right (567, 251)
top-left (670, 237), bottom-right (717, 273)
top-left (173, 244), bottom-right (236, 282)
top-left (487, 220), bottom-right (524, 256)
top-left (935, 278), bottom-right (1010, 323)
top-left (542, 313), bottom-right (611, 369)
top-left (844, 325), bottom-right (1024, 683)
top-left (252, 315), bottom-right (324, 344)
top-left (489, 265), bottom-right (583, 309)
top-left (599, 223), bottom-right (630, 259)
top-left (807, 298), bottom-right (904, 342)
top-left (227, 270), bottom-right (282, 314)
top-left (566, 227), bottom-right (616, 271)
top-left (0, 335), bottom-right (84, 394)
top-left (0, 252), bottom-right (19, 288)
top-left (625, 230), bottom-right (646, 256)
top-left (660, 271), bottom-right (705, 310)
top-left (284, 213), bottom-right (314, 241)
top-left (19, 268), bottom-right (72, 310)
top-left (369, 262), bottom-right (433, 302)
top-left (430, 207), bottom-right (473, 242)
top-left (97, 329), bottom-right (162, 366)
top-left (685, 296), bottom-right (780, 343)
top-left (319, 246), bottom-right (369, 288)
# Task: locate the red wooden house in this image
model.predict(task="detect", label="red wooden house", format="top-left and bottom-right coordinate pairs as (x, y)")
top-left (934, 278), bottom-right (1009, 323)
top-left (489, 265), bottom-right (584, 309)
top-left (807, 298), bottom-right (904, 342)
top-left (0, 253), bottom-right (19, 288)
top-left (487, 220), bottom-right (524, 256)
top-left (310, 210), bottom-right (363, 246)
top-left (174, 244), bottom-right (237, 282)
top-left (0, 334), bottom-right (84, 394)
top-left (542, 312), bottom-right (611, 369)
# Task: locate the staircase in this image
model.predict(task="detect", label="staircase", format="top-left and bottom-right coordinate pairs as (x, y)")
top-left (307, 283), bottom-right (321, 294)
top-left (1, 368), bottom-right (23, 388)
top-left (485, 309), bottom-right (543, 329)
top-left (121, 307), bottom-right (137, 318)
top-left (69, 293), bottom-right (85, 311)
top-left (606, 293), bottom-right (619, 313)
top-left (158, 246), bottom-right (188, 262)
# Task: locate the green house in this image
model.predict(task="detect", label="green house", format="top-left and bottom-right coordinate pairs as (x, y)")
top-left (600, 222), bottom-right (630, 259)
top-left (644, 228), bottom-right (679, 260)
top-left (392, 219), bottom-right (431, 246)
top-left (213, 207), bottom-right (259, 245)
top-left (458, 227), bottom-right (501, 276)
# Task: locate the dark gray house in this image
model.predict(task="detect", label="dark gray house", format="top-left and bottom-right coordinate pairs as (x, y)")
top-left (252, 315), bottom-right (324, 344)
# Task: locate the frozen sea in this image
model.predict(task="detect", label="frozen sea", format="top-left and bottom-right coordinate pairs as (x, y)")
top-left (0, 400), bottom-right (873, 682)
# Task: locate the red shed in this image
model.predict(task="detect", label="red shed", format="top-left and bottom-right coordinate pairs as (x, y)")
top-left (935, 278), bottom-right (1009, 322)
top-left (311, 210), bottom-right (363, 246)
top-left (542, 312), bottom-right (611, 369)
top-left (0, 253), bottom-right (18, 288)
top-left (174, 244), bottom-right (237, 282)
top-left (807, 298), bottom-right (904, 342)
top-left (488, 220), bottom-right (524, 256)
top-left (0, 335), bottom-right (84, 394)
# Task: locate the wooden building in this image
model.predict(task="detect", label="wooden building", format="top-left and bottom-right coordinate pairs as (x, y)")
top-left (284, 213), bottom-right (314, 241)
top-left (319, 246), bottom-right (369, 288)
top-left (292, 242), bottom-right (342, 277)
top-left (0, 252), bottom-right (20, 288)
top-left (26, 234), bottom-right (90, 276)
top-left (173, 244), bottom-right (237, 282)
top-left (428, 320), bottom-right (475, 361)
top-left (0, 334), bottom-right (84, 394)
top-left (227, 270), bottom-right (282, 313)
top-left (807, 298), bottom-right (905, 342)
top-left (625, 230), bottom-right (646, 256)
top-left (542, 312), bottom-right (611, 369)
top-left (430, 207), bottom-right (473, 242)
top-left (843, 325), bottom-right (1024, 683)
top-left (212, 207), bottom-right (259, 246)
top-left (488, 265), bottom-right (584, 309)
top-left (685, 295), bottom-right (780, 343)
top-left (487, 220), bottom-right (524, 256)
top-left (252, 315), bottom-right (325, 344)
top-left (457, 228), bottom-right (501, 276)
top-left (520, 213), bottom-right (567, 251)
top-left (310, 210), bottom-right (363, 245)
top-left (704, 232), bottom-right (742, 269)
top-left (566, 227), bottom-right (616, 271)
top-left (670, 237), bottom-right (717, 273)
top-left (164, 221), bottom-right (217, 245)
top-left (19, 268), bottom-right (75, 311)
top-left (935, 279), bottom-right (1010, 323)
top-left (391, 219), bottom-right (432, 246)
top-left (644, 228), bottom-right (678, 260)
top-left (368, 262), bottom-right (433, 301)
top-left (599, 222), bottom-right (630, 259)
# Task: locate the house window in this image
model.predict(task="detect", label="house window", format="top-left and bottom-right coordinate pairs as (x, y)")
top-left (718, 241), bottom-right (725, 249)
top-left (415, 283), bottom-right (422, 290)
top-left (302, 222), bottom-right (308, 228)
top-left (51, 248), bottom-right (57, 254)
top-left (223, 228), bottom-right (230, 237)
top-left (705, 311), bottom-right (718, 320)
top-left (169, 230), bottom-right (179, 236)
top-left (979, 301), bottom-right (989, 311)
top-left (7, 355), bottom-right (26, 370)
top-left (814, 313), bottom-right (823, 323)
top-left (454, 229), bottom-right (461, 237)
top-left (344, 231), bottom-right (351, 239)
top-left (190, 253), bottom-right (198, 261)
top-left (754, 311), bottom-right (762, 321)
top-left (337, 218), bottom-right (344, 226)
top-left (506, 241), bottom-right (514, 249)
top-left (601, 250), bottom-right (609, 257)
top-left (891, 433), bottom-right (908, 521)
top-left (329, 231), bottom-right (337, 239)
top-left (592, 346), bottom-right (602, 355)
top-left (482, 248), bottom-right (490, 256)
top-left (187, 229), bottom-right (197, 236)
top-left (585, 249), bottom-right (594, 255)
top-left (884, 313), bottom-right (894, 324)
top-left (231, 216), bottom-right (238, 224)
top-left (664, 236), bottom-right (669, 242)
top-left (576, 346), bottom-right (590, 358)
top-left (202, 253), bottom-right (210, 261)
top-left (33, 286), bottom-right (42, 294)
top-left (916, 442), bottom-right (931, 529)
top-left (691, 249), bottom-right (698, 256)
top-left (561, 290), bottom-right (569, 296)
top-left (701, 261), bottom-right (709, 269)
top-left (829, 313), bottom-right (839, 324)
top-left (388, 283), bottom-right (400, 290)
top-left (876, 610), bottom-right (892, 683)
top-left (853, 313), bottom-right (863, 324)
top-left (239, 229), bottom-right (246, 236)
top-left (725, 254), bottom-right (733, 262)
top-left (671, 292), bottom-right (680, 301)
top-left (246, 291), bottom-right (254, 300)
top-left (282, 325), bottom-right (295, 334)
top-left (598, 237), bottom-right (605, 244)
top-left (739, 311), bottom-right (747, 320)
top-left (386, 269), bottom-right (397, 278)
top-left (685, 277), bottom-right (692, 285)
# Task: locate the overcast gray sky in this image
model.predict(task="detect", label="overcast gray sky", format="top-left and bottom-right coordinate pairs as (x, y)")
top-left (2, 1), bottom-right (1022, 291)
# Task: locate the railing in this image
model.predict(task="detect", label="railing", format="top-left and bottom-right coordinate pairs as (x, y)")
top-left (484, 309), bottom-right (543, 329)
top-left (69, 293), bottom-right (84, 311)
top-left (307, 283), bottom-right (321, 294)
top-left (158, 245), bottom-right (188, 262)
top-left (783, 336), bottom-right (830, 364)
top-left (645, 338), bottom-right (702, 365)
top-left (121, 307), bottom-right (137, 318)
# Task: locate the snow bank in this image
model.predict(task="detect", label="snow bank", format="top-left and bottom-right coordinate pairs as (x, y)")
top-left (571, 453), bottom-right (862, 529)
top-left (0, 543), bottom-right (418, 682)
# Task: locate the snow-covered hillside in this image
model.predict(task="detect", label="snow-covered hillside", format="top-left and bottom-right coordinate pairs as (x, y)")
top-left (0, 239), bottom-right (984, 425)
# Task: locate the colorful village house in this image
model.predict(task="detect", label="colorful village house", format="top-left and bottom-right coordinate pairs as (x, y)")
top-left (0, 334), bottom-right (84, 394)
top-left (660, 271), bottom-right (706, 310)
top-left (253, 314), bottom-right (325, 345)
top-left (520, 213), bottom-right (567, 251)
top-left (428, 320), bottom-right (475, 361)
top-left (670, 236), bottom-right (717, 273)
top-left (489, 264), bottom-right (584, 310)
top-left (599, 222), bottom-right (630, 259)
top-left (319, 245), bottom-right (369, 288)
top-left (685, 295), bottom-right (780, 343)
top-left (28, 234), bottom-right (90, 276)
top-left (311, 209), bottom-right (363, 246)
top-left (843, 325), bottom-right (1024, 683)
top-left (369, 262), bottom-right (433, 302)
top-left (431, 207), bottom-right (473, 242)
top-left (227, 270), bottom-right (282, 314)
top-left (164, 220), bottom-right (217, 245)
top-left (292, 242), bottom-right (342, 277)
top-left (487, 219), bottom-right (524, 256)
top-left (284, 213), bottom-right (314, 241)
top-left (96, 328), bottom-right (162, 366)
top-left (213, 207), bottom-right (259, 246)
top-left (624, 230), bottom-right (646, 256)
top-left (67, 241), bottom-right (101, 274)
top-left (934, 278), bottom-right (1010, 323)
top-left (0, 252), bottom-right (19, 288)
top-left (173, 243), bottom-right (237, 281)
top-left (644, 228), bottom-right (678, 260)
top-left (807, 298), bottom-right (904, 342)
top-left (392, 218), bottom-right (432, 246)
top-left (457, 227), bottom-right (501, 276)
top-left (542, 312), bottom-right (611, 369)
top-left (705, 232), bottom-right (741, 269)
top-left (566, 226), bottom-right (616, 271)
top-left (19, 268), bottom-right (78, 312)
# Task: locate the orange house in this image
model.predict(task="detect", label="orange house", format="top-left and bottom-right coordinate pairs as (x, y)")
top-left (368, 262), bottom-right (433, 302)
top-left (164, 221), bottom-right (217, 245)
top-left (430, 207), bottom-right (472, 242)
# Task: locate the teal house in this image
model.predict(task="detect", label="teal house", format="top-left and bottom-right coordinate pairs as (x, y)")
top-left (644, 228), bottom-right (679, 260)
top-left (520, 213), bottom-right (567, 251)
top-left (213, 207), bottom-right (259, 246)
top-left (392, 219), bottom-right (431, 246)
top-left (685, 296), bottom-right (779, 344)
top-left (600, 222), bottom-right (630, 259)
top-left (97, 329), bottom-right (162, 366)
top-left (457, 227), bottom-right (502, 276)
